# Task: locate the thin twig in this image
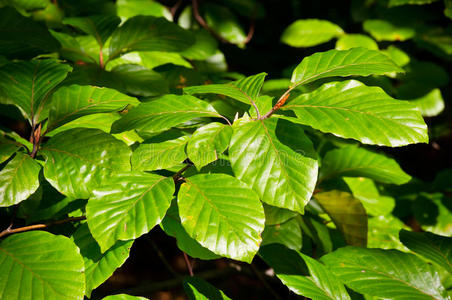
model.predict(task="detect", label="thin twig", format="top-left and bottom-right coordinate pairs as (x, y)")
top-left (0, 216), bottom-right (86, 239)
top-left (146, 237), bottom-right (180, 278)
top-left (250, 264), bottom-right (282, 300)
top-left (260, 88), bottom-right (292, 119)
top-left (183, 252), bottom-right (194, 276)
top-left (170, 0), bottom-right (182, 17)
top-left (172, 164), bottom-right (192, 181)
top-left (30, 123), bottom-right (42, 158)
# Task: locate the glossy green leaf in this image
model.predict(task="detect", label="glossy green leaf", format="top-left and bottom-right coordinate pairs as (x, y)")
top-left (389, 0), bottom-right (440, 6)
top-left (47, 85), bottom-right (139, 131)
top-left (315, 190), bottom-right (367, 246)
top-left (63, 15), bottom-right (120, 47)
top-left (187, 123), bottom-right (232, 169)
top-left (291, 48), bottom-right (403, 88)
top-left (111, 95), bottom-right (222, 134)
top-left (263, 203), bottom-right (297, 225)
top-left (229, 118), bottom-right (318, 213)
top-left (400, 230), bottom-right (452, 274)
top-left (177, 173), bottom-right (265, 262)
top-left (132, 135), bottom-right (189, 171)
top-left (281, 19), bottom-right (344, 47)
top-left (0, 152), bottom-right (41, 207)
top-left (344, 177), bottom-right (395, 216)
top-left (41, 128), bottom-right (131, 199)
top-left (87, 172), bottom-right (174, 252)
top-left (116, 0), bottom-right (171, 20)
top-left (0, 60), bottom-right (72, 121)
top-left (73, 223), bottom-right (133, 297)
top-left (49, 30), bottom-right (97, 64)
top-left (282, 80), bottom-right (428, 147)
top-left (368, 215), bottom-right (408, 250)
top-left (0, 231), bottom-right (85, 300)
top-left (320, 146), bottom-right (412, 184)
top-left (321, 246), bottom-right (449, 300)
top-left (139, 51), bottom-right (191, 69)
top-left (183, 277), bottom-right (231, 300)
top-left (410, 89), bottom-right (445, 117)
top-left (383, 45), bottom-right (410, 67)
top-left (260, 244), bottom-right (351, 300)
top-left (335, 34), bottom-right (378, 50)
top-left (102, 295), bottom-right (147, 300)
top-left (363, 19), bottom-right (415, 41)
top-left (108, 16), bottom-right (195, 61)
top-left (181, 29), bottom-right (218, 61)
top-left (0, 7), bottom-right (60, 59)
top-left (184, 73), bottom-right (267, 108)
top-left (203, 3), bottom-right (247, 45)
top-left (160, 202), bottom-right (220, 260)
top-left (0, 136), bottom-right (21, 164)
top-left (262, 218), bottom-right (302, 251)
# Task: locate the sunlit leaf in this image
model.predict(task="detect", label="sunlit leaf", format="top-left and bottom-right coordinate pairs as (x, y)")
top-left (282, 19), bottom-right (344, 47)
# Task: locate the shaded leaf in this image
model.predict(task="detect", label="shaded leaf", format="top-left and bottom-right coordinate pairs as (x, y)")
top-left (0, 152), bottom-right (41, 207)
top-left (368, 215), bottom-right (409, 250)
top-left (262, 218), bottom-right (302, 251)
top-left (281, 80), bottom-right (428, 147)
top-left (389, 0), bottom-right (440, 6)
top-left (41, 128), bottom-right (131, 199)
top-left (177, 173), bottom-right (264, 262)
top-left (63, 15), bottom-right (121, 47)
top-left (320, 146), bottom-right (411, 184)
top-left (203, 3), bottom-right (247, 45)
top-left (0, 231), bottom-right (85, 300)
top-left (263, 203), bottom-right (297, 225)
top-left (86, 172), bottom-right (174, 252)
top-left (321, 246), bottom-right (449, 300)
top-left (291, 48), bottom-right (403, 88)
top-left (183, 277), bottom-right (231, 300)
top-left (0, 136), bottom-right (21, 164)
top-left (281, 19), bottom-right (344, 47)
top-left (315, 190), bottom-right (367, 246)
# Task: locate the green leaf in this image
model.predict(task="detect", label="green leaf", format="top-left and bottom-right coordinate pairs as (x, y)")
top-left (335, 34), bottom-right (378, 50)
top-left (0, 7), bottom-right (60, 59)
top-left (177, 173), bottom-right (264, 262)
top-left (363, 19), bottom-right (415, 41)
top-left (399, 230), bottom-right (452, 275)
top-left (388, 0), bottom-right (440, 6)
top-left (116, 0), bottom-right (171, 20)
top-left (229, 118), bottom-right (318, 213)
top-left (102, 295), bottom-right (147, 300)
top-left (262, 218), bottom-right (302, 251)
top-left (0, 60), bottom-right (72, 121)
top-left (410, 89), bottom-right (445, 117)
top-left (187, 123), bottom-right (232, 169)
top-left (86, 172), bottom-right (174, 252)
top-left (111, 95), bottom-right (222, 134)
top-left (0, 231), bottom-right (85, 300)
top-left (132, 136), bottom-right (189, 171)
top-left (108, 16), bottom-right (195, 61)
top-left (49, 30), bottom-right (98, 64)
top-left (291, 48), bottom-right (403, 88)
top-left (0, 136), bottom-right (21, 164)
top-left (343, 177), bottom-right (395, 216)
top-left (73, 223), bottom-right (132, 297)
top-left (281, 80), bottom-right (428, 147)
top-left (281, 19), bottom-right (344, 47)
top-left (63, 15), bottom-right (121, 47)
top-left (320, 146), bottom-right (412, 184)
top-left (47, 85), bottom-right (139, 131)
top-left (383, 45), bottom-right (410, 67)
top-left (184, 73), bottom-right (267, 108)
top-left (183, 277), bottom-right (231, 300)
top-left (263, 204), bottom-right (297, 225)
top-left (41, 128), bottom-right (131, 199)
top-left (160, 202), bottom-right (220, 260)
top-left (139, 51), bottom-right (191, 69)
top-left (368, 215), bottom-right (408, 250)
top-left (259, 244), bottom-right (351, 300)
top-left (0, 152), bottom-right (41, 207)
top-left (203, 3), bottom-right (247, 45)
top-left (8, 0), bottom-right (50, 11)
top-left (446, 0), bottom-right (452, 19)
top-left (181, 29), bottom-right (218, 61)
top-left (321, 246), bottom-right (449, 300)
top-left (314, 190), bottom-right (367, 246)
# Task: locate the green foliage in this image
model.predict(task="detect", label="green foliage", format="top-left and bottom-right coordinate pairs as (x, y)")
top-left (0, 0), bottom-right (451, 299)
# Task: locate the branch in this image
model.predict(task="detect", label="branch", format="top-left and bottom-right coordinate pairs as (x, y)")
top-left (183, 252), bottom-right (194, 276)
top-left (0, 216), bottom-right (86, 239)
top-left (172, 164), bottom-right (192, 181)
top-left (260, 88), bottom-right (292, 119)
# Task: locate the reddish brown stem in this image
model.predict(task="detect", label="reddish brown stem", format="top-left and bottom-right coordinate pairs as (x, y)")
top-left (261, 89), bottom-right (291, 119)
top-left (183, 252), bottom-right (194, 276)
top-left (99, 47), bottom-right (104, 69)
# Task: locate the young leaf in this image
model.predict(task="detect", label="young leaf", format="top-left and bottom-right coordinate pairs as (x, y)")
top-left (281, 19), bottom-right (344, 47)
top-left (281, 80), bottom-right (428, 147)
top-left (160, 203), bottom-right (220, 260)
top-left (399, 230), bottom-right (452, 275)
top-left (183, 277), bottom-right (232, 300)
top-left (184, 73), bottom-right (267, 108)
top-left (314, 190), bottom-right (368, 246)
top-left (108, 16), bottom-right (195, 61)
top-left (363, 19), bottom-right (415, 42)
top-left (261, 218), bottom-right (302, 251)
top-left (321, 246), bottom-right (449, 300)
top-left (187, 122), bottom-right (233, 169)
top-left (41, 128), bottom-right (131, 199)
top-left (47, 85), bottom-right (139, 131)
top-left (0, 60), bottom-right (72, 121)
top-left (111, 95), bottom-right (222, 134)
top-left (63, 15), bottom-right (121, 47)
top-left (320, 146), bottom-right (412, 184)
top-left (0, 231), bottom-right (85, 300)
top-left (259, 244), bottom-right (351, 300)
top-left (0, 152), bottom-right (41, 207)
top-left (86, 172), bottom-right (174, 252)
top-left (177, 173), bottom-right (265, 262)
top-left (335, 34), bottom-right (379, 50)
top-left (73, 223), bottom-right (133, 297)
top-left (290, 48), bottom-right (403, 88)
top-left (229, 119), bottom-right (318, 214)
top-left (132, 136), bottom-right (189, 171)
